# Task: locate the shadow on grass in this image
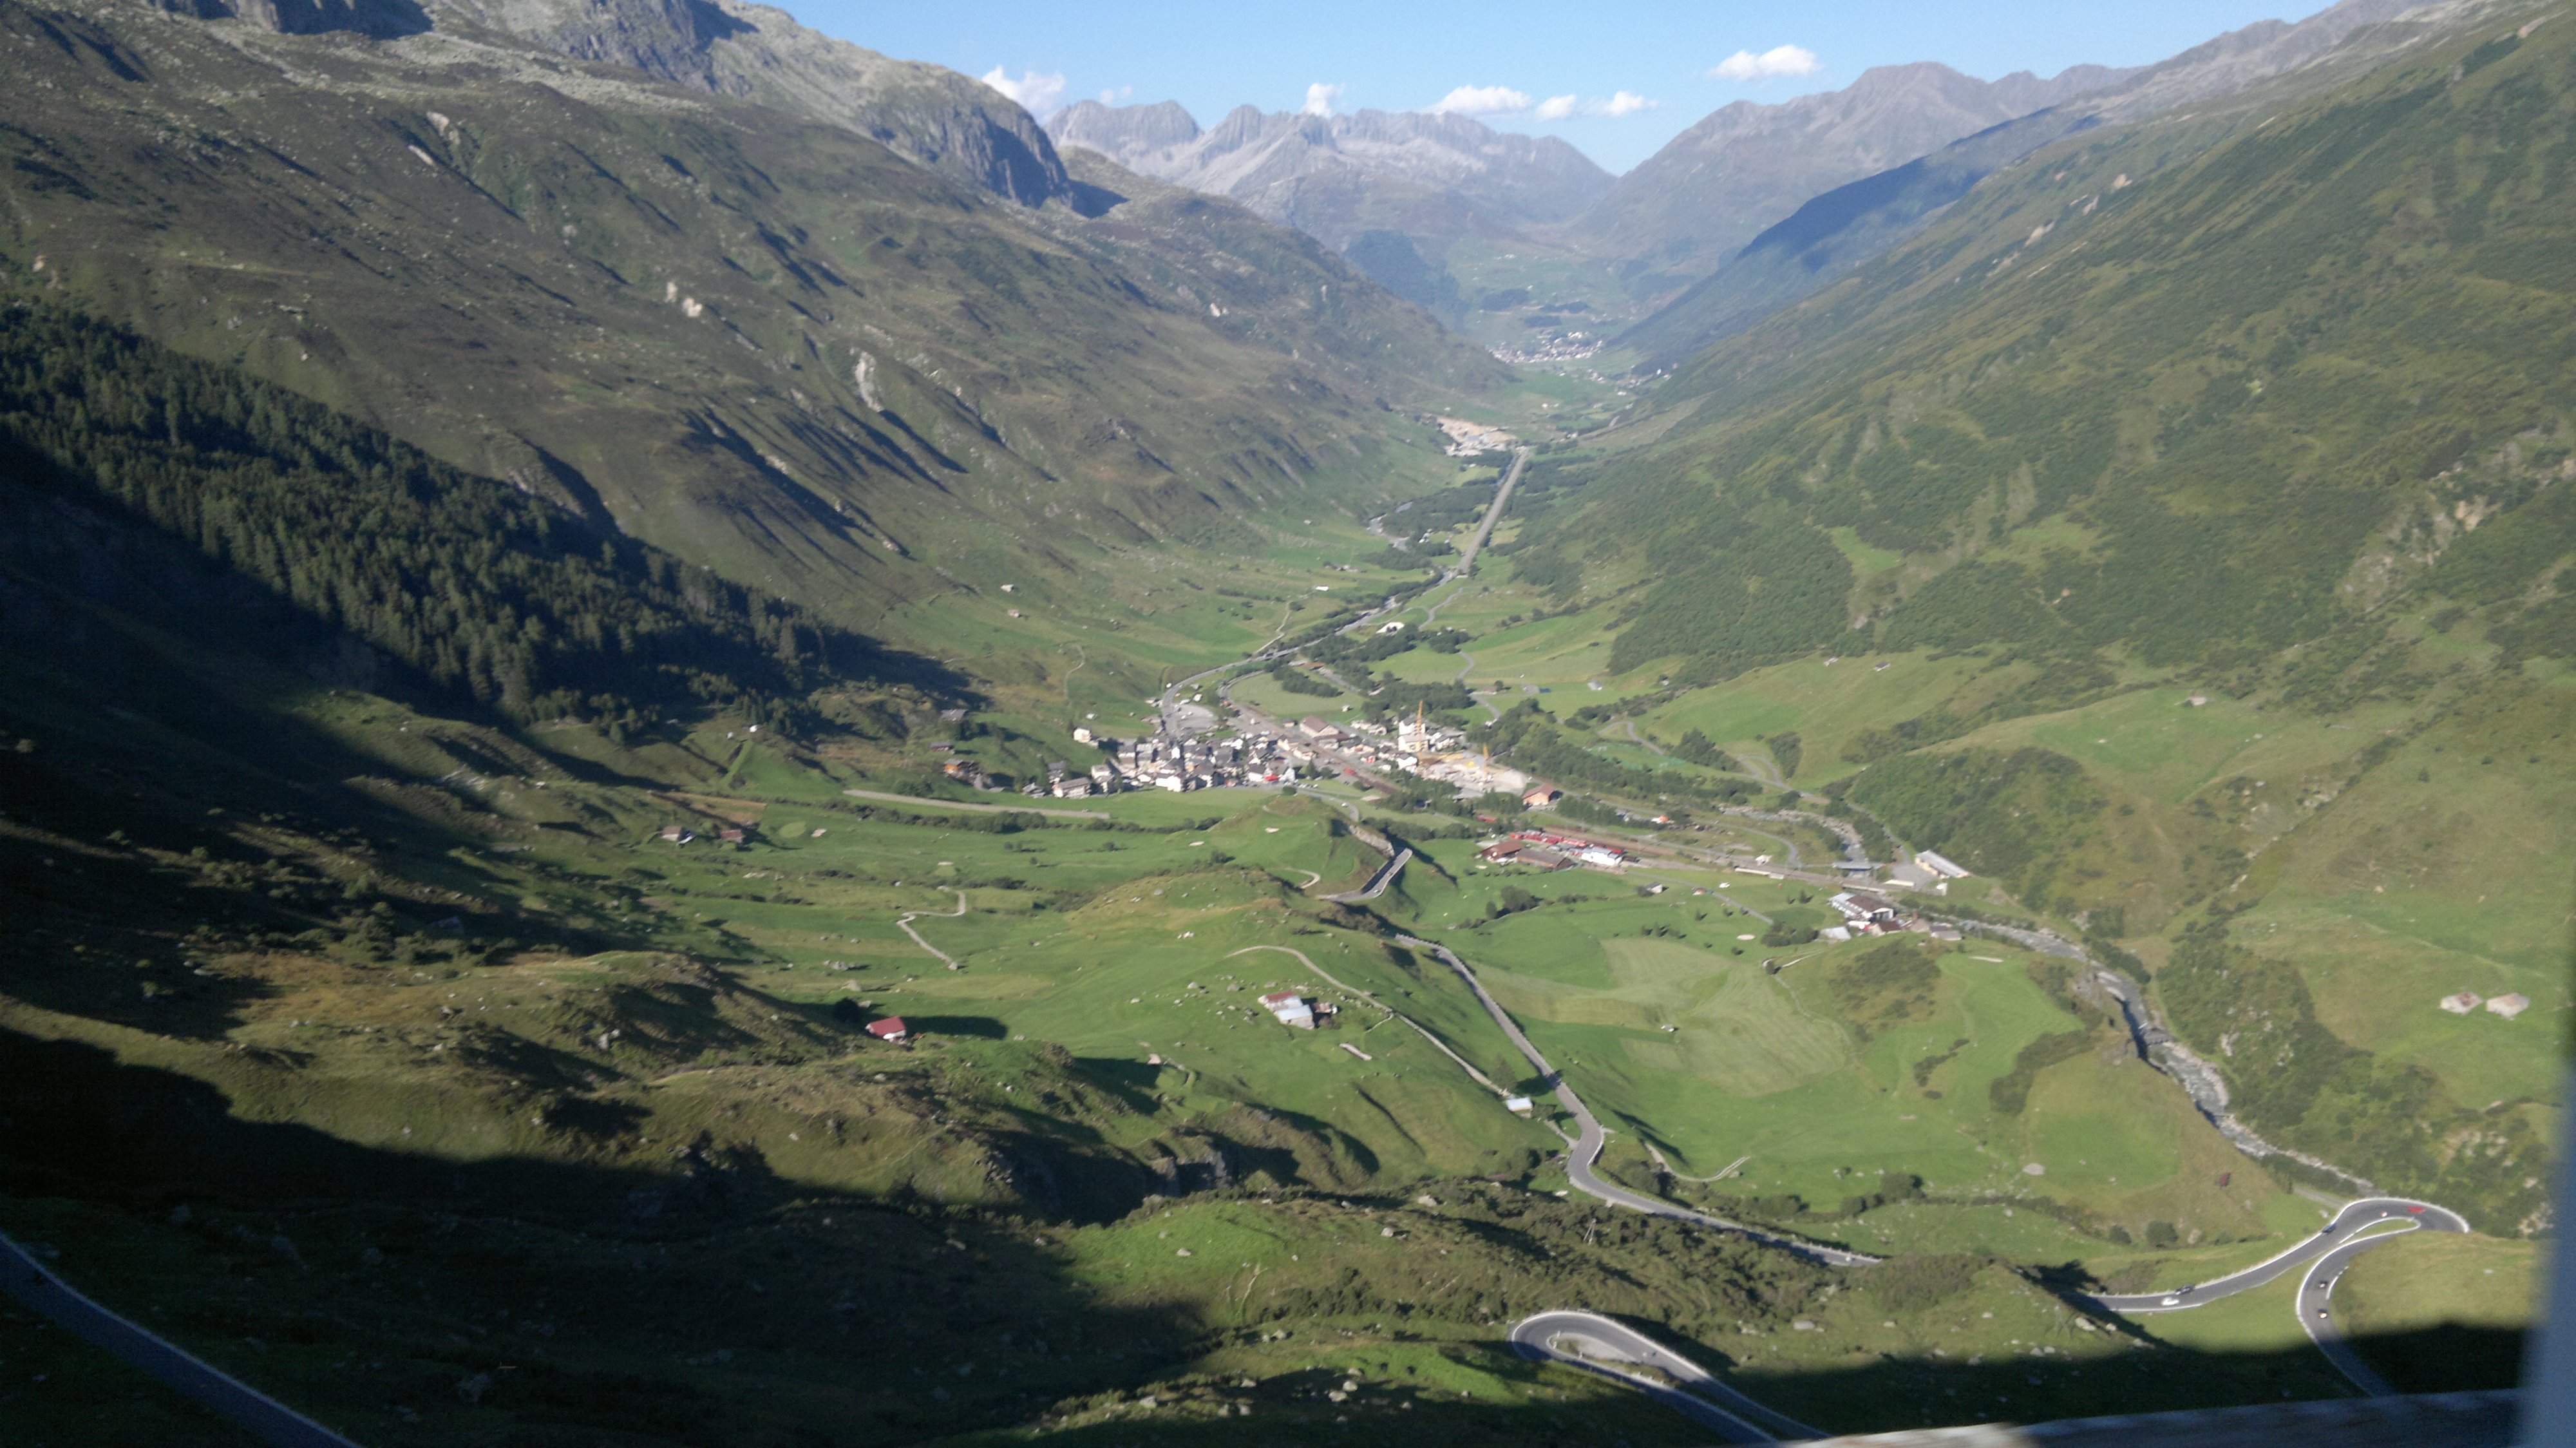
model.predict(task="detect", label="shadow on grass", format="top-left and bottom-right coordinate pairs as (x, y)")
top-left (897, 1013), bottom-right (1010, 1040)
top-left (0, 1022), bottom-right (2535, 1448)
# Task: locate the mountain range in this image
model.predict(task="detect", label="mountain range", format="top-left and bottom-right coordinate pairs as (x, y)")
top-left (1564, 60), bottom-right (2133, 300)
top-left (1047, 0), bottom-right (2492, 357)
top-left (0, 0), bottom-right (1506, 682)
top-left (1504, 0), bottom-right (2571, 1234)
top-left (0, 0), bottom-right (2567, 1442)
top-left (1615, 0), bottom-right (2457, 365)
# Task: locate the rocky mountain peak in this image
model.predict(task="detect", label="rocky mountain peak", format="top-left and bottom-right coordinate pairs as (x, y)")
top-left (172, 0), bottom-right (1080, 207)
top-left (1049, 99), bottom-right (1202, 165)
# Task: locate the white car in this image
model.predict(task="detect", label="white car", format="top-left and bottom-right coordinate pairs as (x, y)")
top-left (2160, 1295), bottom-right (2182, 1307)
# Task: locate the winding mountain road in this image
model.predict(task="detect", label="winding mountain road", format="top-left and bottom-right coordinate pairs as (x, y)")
top-left (1508, 1310), bottom-right (1819, 1442)
top-left (2, 1233), bottom-right (364, 1447)
top-left (1398, 934), bottom-right (1878, 1268)
top-left (2087, 1197), bottom-right (2466, 1315)
top-left (894, 888), bottom-right (969, 969)
top-left (2090, 1197), bottom-right (2467, 1396)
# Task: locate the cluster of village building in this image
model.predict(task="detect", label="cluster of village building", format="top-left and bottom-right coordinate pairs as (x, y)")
top-left (1477, 829), bottom-right (1633, 872)
top-left (1488, 334), bottom-right (1605, 368)
top-left (929, 704), bottom-right (1559, 803)
top-left (958, 725), bottom-right (1317, 797)
top-left (1283, 710), bottom-right (1548, 798)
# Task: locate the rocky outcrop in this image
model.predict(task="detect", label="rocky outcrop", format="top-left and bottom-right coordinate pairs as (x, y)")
top-left (159, 0), bottom-right (428, 35)
top-left (425, 0), bottom-right (1076, 205)
top-left (1050, 98), bottom-right (1202, 163)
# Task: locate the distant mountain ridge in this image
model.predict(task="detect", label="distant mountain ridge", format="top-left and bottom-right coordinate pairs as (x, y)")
top-left (1568, 60), bottom-right (2136, 303)
top-left (175, 0), bottom-right (1086, 207)
top-left (1613, 0), bottom-right (2463, 365)
top-left (1048, 102), bottom-right (1615, 241)
top-left (0, 0), bottom-right (1503, 663)
top-left (1048, 100), bottom-right (1615, 321)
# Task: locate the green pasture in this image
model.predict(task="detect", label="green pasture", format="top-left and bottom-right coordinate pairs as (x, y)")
top-left (1959, 687), bottom-right (2416, 809)
top-left (1642, 651), bottom-right (2024, 785)
top-left (1827, 526), bottom-right (1903, 578)
top-left (1228, 667), bottom-right (1350, 720)
top-left (2219, 678), bottom-right (2575, 1112)
top-left (2336, 1232), bottom-right (2546, 1339)
top-left (1422, 902), bottom-right (2306, 1246)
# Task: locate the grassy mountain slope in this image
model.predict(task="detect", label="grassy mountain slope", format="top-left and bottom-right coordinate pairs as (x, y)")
top-left (0, 303), bottom-right (925, 727)
top-left (1527, 0), bottom-right (2572, 690)
top-left (1472, 0), bottom-right (2574, 1232)
top-left (1050, 148), bottom-right (1508, 395)
top-left (1605, 0), bottom-right (2467, 367)
top-left (0, 0), bottom-right (1496, 695)
top-left (431, 0), bottom-right (1083, 206)
top-left (1563, 62), bottom-right (2128, 305)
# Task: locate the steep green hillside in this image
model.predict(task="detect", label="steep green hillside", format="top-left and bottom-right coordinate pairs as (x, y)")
top-left (0, 0), bottom-right (1495, 703)
top-left (0, 303), bottom-right (922, 727)
top-left (1464, 2), bottom-right (2574, 1233)
top-left (1, 0), bottom-right (2562, 1434)
top-left (1613, 108), bottom-right (2099, 369)
top-left (1527, 1), bottom-right (2574, 693)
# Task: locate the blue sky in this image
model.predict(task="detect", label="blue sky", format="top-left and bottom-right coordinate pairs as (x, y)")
top-left (786, 1), bottom-right (2337, 172)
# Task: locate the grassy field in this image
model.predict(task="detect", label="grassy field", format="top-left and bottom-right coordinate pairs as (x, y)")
top-left (1368, 864), bottom-right (2311, 1258)
top-left (2130, 1226), bottom-right (2537, 1397)
top-left (6, 571), bottom-right (2538, 1445)
top-left (2336, 1232), bottom-right (2544, 1393)
top-left (1640, 651), bottom-right (2033, 787)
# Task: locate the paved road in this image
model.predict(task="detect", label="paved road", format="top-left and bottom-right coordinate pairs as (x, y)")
top-left (2088, 1197), bottom-right (2466, 1315)
top-left (2300, 1226), bottom-right (2421, 1396)
top-left (1454, 445), bottom-right (1531, 575)
top-left (2091, 1197), bottom-right (2467, 1396)
top-left (1399, 935), bottom-right (1878, 1268)
top-left (1, 1233), bottom-right (364, 1447)
top-left (1322, 847), bottom-right (1410, 903)
top-left (1510, 1310), bottom-right (1819, 1442)
top-left (841, 788), bottom-right (1107, 819)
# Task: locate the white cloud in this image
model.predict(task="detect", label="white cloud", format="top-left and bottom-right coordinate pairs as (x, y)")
top-left (1429, 84), bottom-right (1535, 116)
top-left (1519, 91), bottom-right (1658, 122)
top-left (1302, 82), bottom-right (1345, 117)
top-left (1587, 91), bottom-right (1657, 117)
top-left (1097, 84), bottom-right (1133, 105)
top-left (1710, 44), bottom-right (1821, 82)
top-left (980, 66), bottom-right (1067, 116)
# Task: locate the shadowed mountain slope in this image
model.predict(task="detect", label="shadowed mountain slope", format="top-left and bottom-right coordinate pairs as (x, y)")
top-left (0, 0), bottom-right (1498, 659)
